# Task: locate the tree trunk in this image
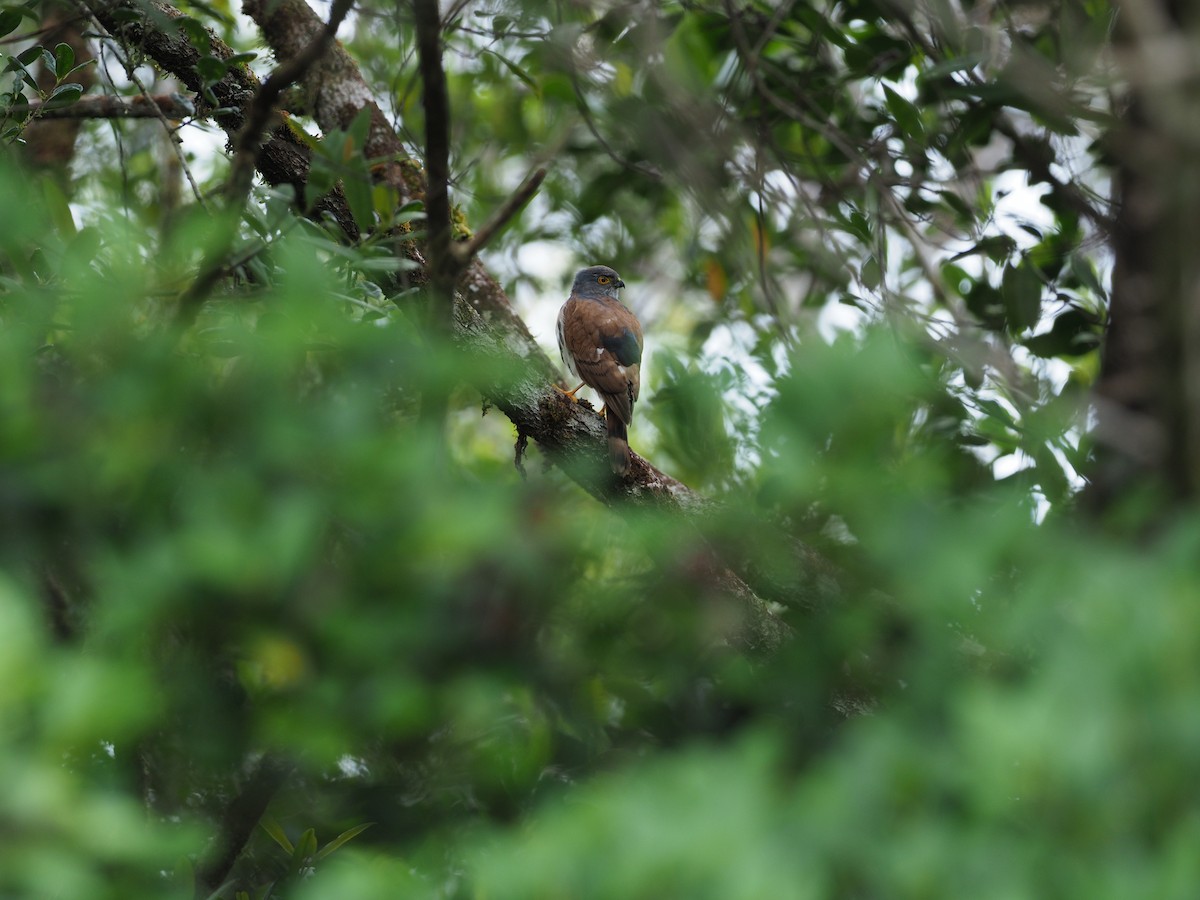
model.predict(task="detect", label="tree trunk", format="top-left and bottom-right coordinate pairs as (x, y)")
top-left (1093, 1), bottom-right (1200, 510)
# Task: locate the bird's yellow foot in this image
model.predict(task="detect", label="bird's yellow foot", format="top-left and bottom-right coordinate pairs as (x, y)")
top-left (554, 382), bottom-right (585, 403)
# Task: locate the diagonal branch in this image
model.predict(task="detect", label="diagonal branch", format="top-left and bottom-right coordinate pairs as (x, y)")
top-left (225, 0), bottom-right (356, 204)
top-left (457, 166), bottom-right (547, 262)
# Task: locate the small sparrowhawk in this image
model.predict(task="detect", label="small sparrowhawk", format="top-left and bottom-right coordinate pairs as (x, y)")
top-left (556, 265), bottom-right (644, 475)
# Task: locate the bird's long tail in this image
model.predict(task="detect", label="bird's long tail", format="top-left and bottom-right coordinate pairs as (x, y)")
top-left (607, 411), bottom-right (630, 475)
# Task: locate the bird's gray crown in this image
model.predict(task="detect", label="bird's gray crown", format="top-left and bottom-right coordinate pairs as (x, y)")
top-left (571, 265), bottom-right (625, 300)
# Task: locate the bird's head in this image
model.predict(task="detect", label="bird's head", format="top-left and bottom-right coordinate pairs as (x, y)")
top-left (572, 265), bottom-right (625, 300)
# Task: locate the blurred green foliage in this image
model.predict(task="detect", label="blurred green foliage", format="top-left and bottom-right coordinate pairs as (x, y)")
top-left (6, 0), bottom-right (1199, 898)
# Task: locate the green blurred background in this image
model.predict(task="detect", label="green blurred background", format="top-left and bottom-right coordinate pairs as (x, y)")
top-left (5, 0), bottom-right (1198, 897)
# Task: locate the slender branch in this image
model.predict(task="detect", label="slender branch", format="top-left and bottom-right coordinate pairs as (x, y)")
top-left (410, 0), bottom-right (457, 442)
top-left (84, 19), bottom-right (208, 209)
top-left (17, 92), bottom-right (196, 119)
top-left (454, 166), bottom-right (547, 263)
top-left (568, 66), bottom-right (662, 181)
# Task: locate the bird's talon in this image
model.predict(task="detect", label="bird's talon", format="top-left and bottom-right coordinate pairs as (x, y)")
top-left (554, 382), bottom-right (584, 403)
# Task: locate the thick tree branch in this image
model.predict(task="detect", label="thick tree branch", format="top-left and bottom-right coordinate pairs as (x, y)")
top-left (78, 0), bottom-right (359, 240)
top-left (243, 0), bottom-right (417, 203)
top-left (225, 0), bottom-right (355, 203)
top-left (241, 0), bottom-right (541, 344)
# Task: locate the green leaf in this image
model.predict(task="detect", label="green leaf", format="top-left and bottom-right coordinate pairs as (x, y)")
top-left (305, 158), bottom-right (336, 208)
top-left (47, 82), bottom-right (82, 105)
top-left (860, 255), bottom-right (881, 290)
top-left (42, 172), bottom-right (75, 235)
top-left (883, 84), bottom-right (923, 138)
top-left (290, 827), bottom-right (318, 870)
top-left (62, 59), bottom-right (94, 80)
top-left (843, 207), bottom-right (870, 242)
top-left (260, 817), bottom-right (294, 855)
top-left (16, 44), bottom-right (48, 68)
top-left (918, 53), bottom-right (985, 83)
top-left (315, 822), bottom-right (374, 861)
top-left (7, 50), bottom-right (41, 92)
top-left (178, 16), bottom-right (211, 50)
top-left (1001, 259), bottom-right (1042, 332)
top-left (52, 42), bottom-right (73, 79)
top-left (1068, 252), bottom-right (1106, 298)
top-left (483, 49), bottom-right (539, 95)
top-left (342, 165), bottom-right (375, 233)
top-left (344, 106), bottom-right (372, 154)
top-left (195, 55), bottom-right (228, 84)
top-left (0, 8), bottom-right (22, 39)
top-left (110, 6), bottom-right (142, 23)
top-left (391, 207), bottom-right (424, 226)
top-left (1023, 308), bottom-right (1102, 358)
top-left (964, 280), bottom-right (1006, 330)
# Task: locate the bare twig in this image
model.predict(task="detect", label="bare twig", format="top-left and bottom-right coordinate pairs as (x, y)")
top-left (456, 165), bottom-right (546, 262)
top-left (84, 21), bottom-right (208, 209)
top-left (568, 66), bottom-right (662, 181)
top-left (18, 92), bottom-right (196, 119)
top-left (0, 7), bottom-right (92, 45)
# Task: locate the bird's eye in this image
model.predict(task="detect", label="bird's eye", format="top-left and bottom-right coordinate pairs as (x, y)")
top-left (597, 275), bottom-right (611, 284)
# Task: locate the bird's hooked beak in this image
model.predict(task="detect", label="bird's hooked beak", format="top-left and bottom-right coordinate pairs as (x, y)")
top-left (616, 279), bottom-right (626, 289)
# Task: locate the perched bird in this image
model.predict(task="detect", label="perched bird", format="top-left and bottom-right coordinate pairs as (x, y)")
top-left (557, 265), bottom-right (644, 475)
